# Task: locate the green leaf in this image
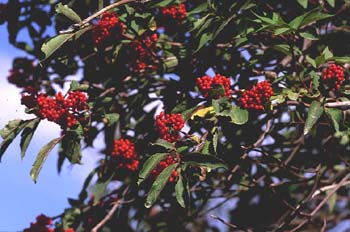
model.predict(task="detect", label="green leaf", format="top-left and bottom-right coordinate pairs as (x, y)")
top-left (30, 137), bottom-right (62, 182)
top-left (289, 14), bottom-right (306, 29)
top-left (212, 97), bottom-right (231, 115)
top-left (182, 153), bottom-right (228, 170)
top-left (41, 26), bottom-right (91, 61)
top-left (175, 169), bottom-right (185, 208)
top-left (300, 32), bottom-right (319, 40)
top-left (326, 0), bottom-right (335, 7)
top-left (304, 101), bottom-right (324, 135)
top-left (138, 153), bottom-right (169, 185)
top-left (328, 190), bottom-right (337, 213)
top-left (104, 113), bottom-right (120, 127)
top-left (297, 0), bottom-right (308, 8)
top-left (195, 32), bottom-right (213, 52)
top-left (68, 80), bottom-right (80, 91)
top-left (20, 118), bottom-right (40, 158)
top-left (322, 46), bottom-right (333, 60)
top-left (147, 0), bottom-right (177, 8)
top-left (59, 132), bottom-right (82, 164)
top-left (332, 56), bottom-right (350, 64)
top-left (151, 139), bottom-right (175, 151)
top-left (0, 119), bottom-right (32, 161)
top-left (273, 44), bottom-right (290, 55)
top-left (55, 3), bottom-right (82, 23)
top-left (93, 174), bottom-right (114, 203)
top-left (78, 168), bottom-right (97, 202)
top-left (62, 208), bottom-right (81, 230)
top-left (325, 108), bottom-right (342, 132)
top-left (230, 106), bottom-right (249, 125)
top-left (306, 55), bottom-right (317, 68)
top-left (145, 163), bottom-right (177, 208)
top-left (284, 89), bottom-right (299, 101)
top-left (274, 27), bottom-right (291, 35)
top-left (300, 9), bottom-right (332, 27)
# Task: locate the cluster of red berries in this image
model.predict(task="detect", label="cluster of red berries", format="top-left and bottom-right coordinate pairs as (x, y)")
top-left (196, 74), bottom-right (232, 99)
top-left (92, 12), bottom-right (125, 46)
top-left (161, 3), bottom-right (187, 25)
top-left (151, 155), bottom-right (179, 182)
top-left (7, 58), bottom-right (36, 88)
top-left (111, 139), bottom-right (139, 172)
top-left (322, 64), bottom-right (345, 92)
top-left (23, 214), bottom-right (53, 232)
top-left (155, 112), bottom-right (185, 143)
top-left (21, 88), bottom-right (89, 129)
top-left (129, 33), bottom-right (159, 73)
top-left (239, 81), bottom-right (274, 110)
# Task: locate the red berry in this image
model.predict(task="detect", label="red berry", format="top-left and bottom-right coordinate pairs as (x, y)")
top-left (155, 112), bottom-right (185, 143)
top-left (196, 74), bottom-right (232, 99)
top-left (92, 12), bottom-right (125, 46)
top-left (150, 154), bottom-right (178, 182)
top-left (322, 64), bottom-right (345, 92)
top-left (111, 139), bottom-right (139, 172)
top-left (161, 3), bottom-right (187, 25)
top-left (239, 81), bottom-right (273, 111)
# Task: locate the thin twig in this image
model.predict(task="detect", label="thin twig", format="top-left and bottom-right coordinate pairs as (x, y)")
top-left (210, 214), bottom-right (238, 229)
top-left (91, 200), bottom-right (121, 232)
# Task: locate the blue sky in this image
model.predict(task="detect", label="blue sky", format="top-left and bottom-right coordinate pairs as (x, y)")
top-left (0, 26), bottom-right (100, 231)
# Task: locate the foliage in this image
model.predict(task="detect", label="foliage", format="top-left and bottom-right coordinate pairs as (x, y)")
top-left (1, 0), bottom-right (350, 231)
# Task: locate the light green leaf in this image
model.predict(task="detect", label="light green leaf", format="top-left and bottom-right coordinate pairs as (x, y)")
top-left (304, 101), bottom-right (324, 135)
top-left (195, 32), bottom-right (213, 52)
top-left (145, 163), bottom-right (177, 208)
top-left (300, 32), bottom-right (319, 40)
top-left (175, 169), bottom-right (185, 208)
top-left (104, 113), bottom-right (120, 127)
top-left (322, 46), bottom-right (334, 60)
top-left (326, 0), bottom-right (335, 7)
top-left (55, 3), bottom-right (82, 23)
top-left (325, 108), bottom-right (342, 132)
top-left (230, 106), bottom-right (249, 125)
top-left (297, 0), bottom-right (308, 8)
top-left (138, 153), bottom-right (169, 185)
top-left (306, 55), bottom-right (317, 68)
top-left (30, 137), bottom-right (62, 182)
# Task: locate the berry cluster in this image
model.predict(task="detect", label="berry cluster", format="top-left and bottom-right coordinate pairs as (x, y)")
top-left (155, 112), bottom-right (185, 143)
top-left (129, 33), bottom-right (159, 73)
top-left (161, 3), bottom-right (187, 25)
top-left (151, 155), bottom-right (179, 182)
top-left (21, 89), bottom-right (89, 129)
top-left (7, 58), bottom-right (36, 88)
top-left (111, 139), bottom-right (139, 172)
top-left (322, 64), bottom-right (345, 92)
top-left (196, 74), bottom-right (232, 99)
top-left (92, 12), bottom-right (125, 46)
top-left (239, 81), bottom-right (274, 110)
top-left (23, 214), bottom-right (53, 232)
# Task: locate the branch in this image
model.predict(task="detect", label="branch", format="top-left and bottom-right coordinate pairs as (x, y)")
top-left (210, 215), bottom-right (238, 229)
top-left (91, 200), bottom-right (121, 232)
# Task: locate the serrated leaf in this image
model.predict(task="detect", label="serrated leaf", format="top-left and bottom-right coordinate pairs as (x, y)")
top-left (182, 153), bottom-right (228, 170)
top-left (325, 108), bottom-right (342, 132)
top-left (55, 3), bottom-right (82, 23)
top-left (138, 153), bottom-right (169, 185)
top-left (175, 169), bottom-right (185, 208)
top-left (190, 106), bottom-right (214, 120)
top-left (20, 118), bottom-right (40, 158)
top-left (230, 106), bottom-right (249, 125)
top-left (104, 113), bottom-right (120, 127)
top-left (151, 139), bottom-right (175, 151)
top-left (41, 26), bottom-right (91, 61)
top-left (300, 32), bottom-right (319, 40)
top-left (0, 119), bottom-right (32, 161)
top-left (30, 137), bottom-right (62, 182)
top-left (304, 101), bottom-right (324, 135)
top-left (59, 132), bottom-right (82, 164)
top-left (145, 163), bottom-right (177, 208)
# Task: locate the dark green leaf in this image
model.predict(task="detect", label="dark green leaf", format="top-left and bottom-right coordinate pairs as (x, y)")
top-left (62, 208), bottom-right (81, 230)
top-left (138, 153), bottom-right (169, 185)
top-left (93, 174), bottom-right (114, 203)
top-left (0, 119), bottom-right (33, 161)
top-left (147, 0), bottom-right (177, 8)
top-left (30, 137), bottom-right (62, 182)
top-left (78, 168), bottom-right (97, 202)
top-left (41, 26), bottom-right (91, 61)
top-left (151, 139), bottom-right (175, 151)
top-left (304, 101), bottom-right (324, 135)
top-left (195, 32), bottom-right (213, 52)
top-left (175, 169), bottom-right (185, 208)
top-left (182, 153), bottom-right (228, 170)
top-left (145, 163), bottom-right (177, 208)
top-left (59, 132), bottom-right (82, 164)
top-left (300, 9), bottom-right (332, 27)
top-left (20, 118), bottom-right (40, 158)
top-left (55, 3), bottom-right (82, 23)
